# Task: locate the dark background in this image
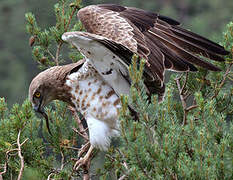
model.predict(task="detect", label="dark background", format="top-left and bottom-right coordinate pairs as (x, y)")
top-left (0, 0), bottom-right (232, 106)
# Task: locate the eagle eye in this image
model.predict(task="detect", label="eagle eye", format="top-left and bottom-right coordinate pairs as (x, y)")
top-left (34, 92), bottom-right (41, 98)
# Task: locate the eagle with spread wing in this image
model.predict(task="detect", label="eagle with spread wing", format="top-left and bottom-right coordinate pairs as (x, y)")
top-left (62, 4), bottom-right (228, 102)
top-left (29, 4), bottom-right (228, 169)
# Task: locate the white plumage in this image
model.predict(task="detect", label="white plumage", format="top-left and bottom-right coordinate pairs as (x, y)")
top-left (62, 32), bottom-right (131, 97)
top-left (65, 61), bottom-right (120, 150)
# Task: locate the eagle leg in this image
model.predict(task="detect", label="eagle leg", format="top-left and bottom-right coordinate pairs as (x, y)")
top-left (73, 145), bottom-right (94, 171)
top-left (77, 142), bottom-right (90, 158)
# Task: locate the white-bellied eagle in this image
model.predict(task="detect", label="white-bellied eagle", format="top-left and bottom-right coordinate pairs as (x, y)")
top-left (29, 4), bottom-right (228, 169)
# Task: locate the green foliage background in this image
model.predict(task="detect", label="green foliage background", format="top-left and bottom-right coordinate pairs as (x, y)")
top-left (0, 0), bottom-right (232, 179)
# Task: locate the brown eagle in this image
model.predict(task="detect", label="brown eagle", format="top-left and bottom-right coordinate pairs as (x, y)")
top-left (29, 4), bottom-right (228, 169)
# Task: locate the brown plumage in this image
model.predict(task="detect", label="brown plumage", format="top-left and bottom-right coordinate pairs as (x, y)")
top-left (29, 60), bottom-right (85, 134)
top-left (29, 61), bottom-right (85, 106)
top-left (75, 4), bottom-right (229, 100)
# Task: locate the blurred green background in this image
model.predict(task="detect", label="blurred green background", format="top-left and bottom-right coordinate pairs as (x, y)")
top-left (0, 0), bottom-right (232, 106)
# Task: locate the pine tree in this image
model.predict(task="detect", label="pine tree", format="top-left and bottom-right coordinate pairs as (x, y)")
top-left (1, 0), bottom-right (88, 179)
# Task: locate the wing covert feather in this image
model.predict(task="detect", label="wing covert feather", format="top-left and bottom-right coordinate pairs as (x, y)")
top-left (75, 4), bottom-right (228, 100)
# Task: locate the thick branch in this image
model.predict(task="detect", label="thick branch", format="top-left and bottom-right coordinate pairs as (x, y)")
top-left (118, 175), bottom-right (128, 180)
top-left (47, 172), bottom-right (55, 180)
top-left (72, 127), bottom-right (89, 141)
top-left (176, 76), bottom-right (188, 125)
top-left (186, 105), bottom-right (198, 111)
top-left (60, 150), bottom-right (65, 171)
top-left (0, 148), bottom-right (19, 176)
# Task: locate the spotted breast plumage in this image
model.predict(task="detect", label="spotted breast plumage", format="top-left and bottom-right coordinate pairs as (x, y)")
top-left (66, 61), bottom-right (120, 151)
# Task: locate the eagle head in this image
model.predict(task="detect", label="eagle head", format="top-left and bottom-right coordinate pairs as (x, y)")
top-left (29, 66), bottom-right (63, 135)
top-left (29, 67), bottom-right (61, 112)
top-left (28, 61), bottom-right (84, 134)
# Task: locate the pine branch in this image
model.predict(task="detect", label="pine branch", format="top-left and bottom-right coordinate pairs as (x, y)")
top-left (17, 130), bottom-right (28, 180)
top-left (69, 106), bottom-right (92, 179)
top-left (175, 72), bottom-right (199, 125)
top-left (65, 5), bottom-right (79, 32)
top-left (105, 151), bottom-right (130, 179)
top-left (55, 42), bottom-right (63, 65)
top-left (72, 127), bottom-right (89, 141)
top-left (211, 63), bottom-right (233, 100)
top-left (0, 130), bottom-right (29, 179)
top-left (60, 150), bottom-right (65, 171)
top-left (0, 148), bottom-right (18, 176)
top-left (134, 147), bottom-right (153, 180)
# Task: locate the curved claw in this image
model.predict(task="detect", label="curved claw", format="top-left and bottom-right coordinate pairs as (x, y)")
top-left (73, 145), bottom-right (94, 171)
top-left (73, 157), bottom-right (88, 170)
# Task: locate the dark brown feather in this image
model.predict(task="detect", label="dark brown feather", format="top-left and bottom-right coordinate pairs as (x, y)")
top-left (144, 35), bottom-right (165, 81)
top-left (145, 30), bottom-right (197, 72)
top-left (154, 20), bottom-right (225, 61)
top-left (78, 4), bottom-right (229, 100)
top-left (97, 39), bottom-right (134, 64)
top-left (170, 26), bottom-right (229, 55)
top-left (149, 28), bottom-right (221, 71)
top-left (97, 4), bottom-right (228, 71)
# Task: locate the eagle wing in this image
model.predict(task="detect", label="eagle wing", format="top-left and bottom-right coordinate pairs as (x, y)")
top-left (64, 4), bottom-right (228, 101)
top-left (77, 4), bottom-right (228, 81)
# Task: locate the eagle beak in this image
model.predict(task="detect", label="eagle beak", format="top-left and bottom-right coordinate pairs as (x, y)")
top-left (33, 104), bottom-right (53, 136)
top-left (33, 104), bottom-right (40, 112)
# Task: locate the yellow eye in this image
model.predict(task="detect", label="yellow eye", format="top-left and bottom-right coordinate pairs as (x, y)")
top-left (35, 92), bottom-right (41, 98)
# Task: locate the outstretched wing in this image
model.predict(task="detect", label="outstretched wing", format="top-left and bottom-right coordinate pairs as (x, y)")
top-left (77, 4), bottom-right (228, 83)
top-left (63, 4), bottom-right (228, 101)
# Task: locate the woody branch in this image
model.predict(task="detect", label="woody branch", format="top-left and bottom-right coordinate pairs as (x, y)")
top-left (69, 106), bottom-right (91, 180)
top-left (175, 73), bottom-right (198, 125)
top-left (0, 130), bottom-right (28, 180)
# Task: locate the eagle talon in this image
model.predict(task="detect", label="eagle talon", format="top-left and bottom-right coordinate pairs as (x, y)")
top-left (73, 157), bottom-right (88, 171)
top-left (78, 142), bottom-right (90, 158)
top-left (73, 145), bottom-right (94, 171)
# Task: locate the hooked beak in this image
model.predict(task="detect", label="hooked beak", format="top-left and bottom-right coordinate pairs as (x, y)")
top-left (33, 104), bottom-right (53, 135)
